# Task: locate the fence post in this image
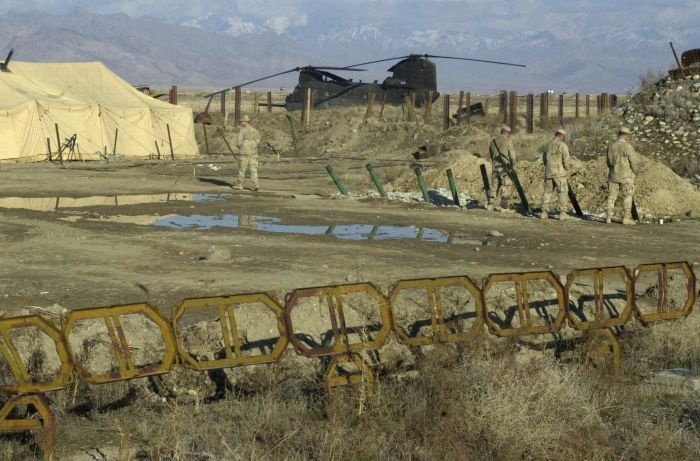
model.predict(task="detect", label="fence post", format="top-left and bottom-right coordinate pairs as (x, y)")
top-left (457, 91), bottom-right (465, 124)
top-left (301, 87), bottom-right (312, 128)
top-left (253, 92), bottom-right (259, 114)
top-left (540, 93), bottom-right (549, 126)
top-left (442, 94), bottom-right (450, 130)
top-left (586, 94), bottom-right (590, 117)
top-left (221, 92), bottom-right (226, 114)
top-left (499, 90), bottom-right (508, 123)
top-left (558, 94), bottom-right (564, 120)
top-left (575, 93), bottom-right (580, 118)
top-left (508, 91), bottom-right (517, 133)
top-left (267, 92), bottom-right (273, 113)
top-left (424, 90), bottom-right (433, 123)
top-left (526, 94), bottom-right (534, 134)
top-left (234, 86), bottom-right (242, 124)
top-left (169, 85), bottom-right (178, 105)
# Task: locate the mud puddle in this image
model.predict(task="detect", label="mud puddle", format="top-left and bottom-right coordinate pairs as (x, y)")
top-left (0, 193), bottom-right (230, 211)
top-left (152, 214), bottom-right (456, 243)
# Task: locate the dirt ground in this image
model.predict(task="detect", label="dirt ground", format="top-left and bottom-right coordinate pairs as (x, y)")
top-left (0, 153), bottom-right (697, 321)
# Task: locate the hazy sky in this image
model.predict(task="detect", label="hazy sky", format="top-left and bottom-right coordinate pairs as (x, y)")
top-left (2, 0), bottom-right (699, 39)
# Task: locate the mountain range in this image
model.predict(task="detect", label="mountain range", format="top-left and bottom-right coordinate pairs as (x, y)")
top-left (1, 8), bottom-right (697, 93)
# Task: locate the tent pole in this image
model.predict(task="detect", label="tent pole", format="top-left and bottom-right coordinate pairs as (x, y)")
top-left (46, 138), bottom-right (52, 162)
top-left (154, 141), bottom-right (162, 160)
top-left (167, 124), bottom-right (175, 160)
top-left (54, 124), bottom-right (63, 165)
top-left (113, 128), bottom-right (119, 156)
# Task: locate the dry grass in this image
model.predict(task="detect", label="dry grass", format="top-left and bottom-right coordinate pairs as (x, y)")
top-left (2, 313), bottom-right (700, 460)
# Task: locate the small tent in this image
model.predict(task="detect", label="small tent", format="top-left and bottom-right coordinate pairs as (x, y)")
top-left (0, 61), bottom-right (199, 162)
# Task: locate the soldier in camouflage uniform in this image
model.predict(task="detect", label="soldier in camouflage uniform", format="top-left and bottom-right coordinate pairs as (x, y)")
top-left (235, 115), bottom-right (261, 191)
top-left (606, 127), bottom-right (639, 225)
top-left (540, 129), bottom-right (572, 221)
top-left (487, 126), bottom-right (517, 210)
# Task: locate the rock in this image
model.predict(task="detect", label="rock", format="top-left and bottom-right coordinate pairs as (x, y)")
top-left (345, 274), bottom-right (359, 282)
top-left (207, 247), bottom-right (231, 263)
top-left (647, 369), bottom-right (700, 392)
top-left (488, 230), bottom-right (504, 237)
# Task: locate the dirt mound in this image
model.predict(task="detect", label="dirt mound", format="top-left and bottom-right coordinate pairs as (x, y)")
top-left (395, 151), bottom-right (700, 217)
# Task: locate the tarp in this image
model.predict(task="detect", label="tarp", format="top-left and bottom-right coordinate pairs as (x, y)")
top-left (0, 61), bottom-right (199, 162)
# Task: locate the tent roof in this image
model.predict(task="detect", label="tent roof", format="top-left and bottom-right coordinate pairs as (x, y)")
top-left (0, 61), bottom-right (179, 111)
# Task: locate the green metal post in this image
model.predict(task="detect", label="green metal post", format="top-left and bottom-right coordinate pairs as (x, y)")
top-left (414, 168), bottom-right (431, 203)
top-left (325, 165), bottom-right (348, 196)
top-left (446, 168), bottom-right (461, 207)
top-left (366, 163), bottom-right (387, 198)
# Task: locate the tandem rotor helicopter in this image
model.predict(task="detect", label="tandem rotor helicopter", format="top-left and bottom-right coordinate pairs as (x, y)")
top-left (198, 53), bottom-right (525, 121)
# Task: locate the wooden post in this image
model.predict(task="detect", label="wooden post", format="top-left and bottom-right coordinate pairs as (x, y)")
top-left (234, 86), bottom-right (242, 124)
top-left (46, 138), bottom-right (52, 162)
top-left (508, 91), bottom-right (517, 133)
top-left (253, 92), bottom-right (259, 114)
top-left (301, 87), bottom-right (312, 128)
top-left (54, 123), bottom-right (62, 158)
top-left (267, 92), bottom-right (272, 113)
top-left (597, 94), bottom-right (602, 115)
top-left (457, 91), bottom-right (465, 124)
top-left (424, 90), bottom-right (433, 123)
top-left (442, 94), bottom-right (450, 130)
top-left (166, 124), bottom-right (175, 160)
top-left (499, 90), bottom-right (508, 123)
top-left (154, 140), bottom-right (161, 160)
top-left (540, 93), bottom-right (549, 125)
top-left (586, 94), bottom-right (591, 117)
top-left (378, 93), bottom-right (386, 120)
top-left (113, 128), bottom-right (119, 156)
top-left (610, 94), bottom-right (618, 109)
top-left (526, 94), bottom-right (534, 134)
top-left (365, 93), bottom-right (375, 119)
top-left (575, 93), bottom-right (580, 118)
top-left (465, 92), bottom-right (471, 125)
top-left (221, 92), bottom-right (226, 114)
top-left (169, 85), bottom-right (178, 105)
top-left (404, 92), bottom-right (417, 122)
top-left (558, 94), bottom-right (564, 120)
top-left (203, 124), bottom-right (210, 155)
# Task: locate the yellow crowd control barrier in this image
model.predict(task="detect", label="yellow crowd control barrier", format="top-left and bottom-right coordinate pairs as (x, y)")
top-left (285, 283), bottom-right (393, 357)
top-left (566, 266), bottom-right (635, 330)
top-left (482, 271), bottom-right (567, 337)
top-left (633, 262), bottom-right (696, 323)
top-left (0, 394), bottom-right (55, 460)
top-left (389, 276), bottom-right (484, 345)
top-left (173, 294), bottom-right (289, 370)
top-left (0, 315), bottom-right (73, 394)
top-left (63, 303), bottom-right (177, 384)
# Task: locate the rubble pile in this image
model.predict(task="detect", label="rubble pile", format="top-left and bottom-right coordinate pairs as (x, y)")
top-left (617, 73), bottom-right (700, 181)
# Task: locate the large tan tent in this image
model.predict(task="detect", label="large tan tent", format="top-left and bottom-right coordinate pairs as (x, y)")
top-left (0, 61), bottom-right (199, 162)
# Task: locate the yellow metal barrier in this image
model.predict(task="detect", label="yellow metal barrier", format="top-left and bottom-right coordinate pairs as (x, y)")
top-left (285, 283), bottom-right (392, 357)
top-left (173, 294), bottom-right (289, 370)
top-left (0, 315), bottom-right (73, 394)
top-left (64, 303), bottom-right (177, 384)
top-left (566, 266), bottom-right (635, 330)
top-left (633, 262), bottom-right (696, 323)
top-left (482, 271), bottom-right (567, 337)
top-left (0, 394), bottom-right (55, 460)
top-left (389, 276), bottom-right (484, 345)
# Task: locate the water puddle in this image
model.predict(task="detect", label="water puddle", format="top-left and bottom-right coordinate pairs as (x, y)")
top-left (153, 214), bottom-right (455, 244)
top-left (0, 193), bottom-right (230, 211)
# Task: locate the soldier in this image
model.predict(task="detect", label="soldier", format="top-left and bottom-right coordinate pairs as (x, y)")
top-left (540, 129), bottom-right (572, 220)
top-left (606, 127), bottom-right (639, 225)
top-left (235, 115), bottom-right (261, 191)
top-left (487, 126), bottom-right (517, 210)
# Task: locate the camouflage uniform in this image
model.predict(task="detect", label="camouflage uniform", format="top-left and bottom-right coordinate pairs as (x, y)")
top-left (236, 124), bottom-right (261, 190)
top-left (606, 136), bottom-right (639, 224)
top-left (540, 137), bottom-right (571, 220)
top-left (488, 134), bottom-right (517, 209)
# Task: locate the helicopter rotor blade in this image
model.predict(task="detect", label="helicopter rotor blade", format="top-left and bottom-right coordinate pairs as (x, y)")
top-left (311, 66), bottom-right (366, 71)
top-left (341, 56), bottom-right (411, 69)
top-left (424, 54), bottom-right (526, 68)
top-left (204, 67), bottom-right (302, 98)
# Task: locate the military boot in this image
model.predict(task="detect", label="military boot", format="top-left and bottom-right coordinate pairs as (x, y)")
top-left (540, 210), bottom-right (548, 220)
top-left (622, 213), bottom-right (636, 225)
top-left (558, 212), bottom-right (570, 221)
top-left (605, 210), bottom-right (613, 224)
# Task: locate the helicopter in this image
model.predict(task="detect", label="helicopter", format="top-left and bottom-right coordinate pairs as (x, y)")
top-left (201, 54), bottom-right (525, 117)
